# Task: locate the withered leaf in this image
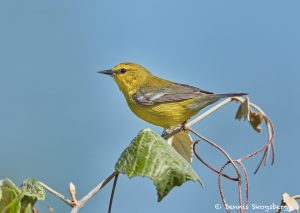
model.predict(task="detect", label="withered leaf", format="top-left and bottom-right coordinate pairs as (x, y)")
top-left (249, 111), bottom-right (264, 133)
top-left (235, 97), bottom-right (250, 121)
top-left (235, 97), bottom-right (264, 133)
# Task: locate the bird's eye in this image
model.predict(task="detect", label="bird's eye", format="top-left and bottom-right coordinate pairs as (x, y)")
top-left (120, 68), bottom-right (127, 74)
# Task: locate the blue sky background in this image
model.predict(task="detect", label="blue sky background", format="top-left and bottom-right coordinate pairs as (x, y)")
top-left (1, 0), bottom-right (299, 212)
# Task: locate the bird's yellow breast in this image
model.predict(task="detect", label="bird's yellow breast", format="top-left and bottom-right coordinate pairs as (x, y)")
top-left (126, 97), bottom-right (199, 127)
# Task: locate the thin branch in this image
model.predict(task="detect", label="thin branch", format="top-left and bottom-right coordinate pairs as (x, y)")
top-left (108, 173), bottom-right (119, 213)
top-left (76, 171), bottom-right (119, 210)
top-left (40, 182), bottom-right (73, 207)
top-left (186, 97), bottom-right (233, 127)
top-left (162, 127), bottom-right (182, 140)
top-left (293, 195), bottom-right (300, 200)
top-left (162, 98), bottom-right (233, 141)
top-left (41, 171), bottom-right (118, 213)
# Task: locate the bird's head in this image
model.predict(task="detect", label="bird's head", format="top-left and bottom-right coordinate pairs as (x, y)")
top-left (98, 62), bottom-right (151, 94)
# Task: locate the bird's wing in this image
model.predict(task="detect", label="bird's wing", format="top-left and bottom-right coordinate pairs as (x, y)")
top-left (132, 83), bottom-right (214, 106)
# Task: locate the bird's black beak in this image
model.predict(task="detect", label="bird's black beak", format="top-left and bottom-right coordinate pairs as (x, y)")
top-left (97, 69), bottom-right (113, 76)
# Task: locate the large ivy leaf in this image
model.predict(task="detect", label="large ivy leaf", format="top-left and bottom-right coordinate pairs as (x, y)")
top-left (0, 178), bottom-right (45, 213)
top-left (115, 128), bottom-right (201, 201)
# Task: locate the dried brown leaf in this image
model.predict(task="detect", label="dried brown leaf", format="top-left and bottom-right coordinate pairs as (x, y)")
top-left (163, 126), bottom-right (193, 163)
top-left (249, 111), bottom-right (264, 133)
top-left (167, 131), bottom-right (193, 163)
top-left (235, 97), bottom-right (250, 121)
top-left (235, 97), bottom-right (264, 133)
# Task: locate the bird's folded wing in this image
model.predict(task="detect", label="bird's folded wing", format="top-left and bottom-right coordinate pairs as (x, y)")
top-left (133, 83), bottom-right (214, 106)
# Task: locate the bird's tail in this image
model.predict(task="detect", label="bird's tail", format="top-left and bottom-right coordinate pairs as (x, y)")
top-left (189, 92), bottom-right (247, 111)
top-left (216, 93), bottom-right (248, 98)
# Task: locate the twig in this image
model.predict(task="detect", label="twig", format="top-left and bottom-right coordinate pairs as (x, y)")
top-left (293, 195), bottom-right (300, 200)
top-left (108, 173), bottom-right (119, 213)
top-left (162, 98), bottom-right (234, 141)
top-left (186, 97), bottom-right (233, 127)
top-left (71, 171), bottom-right (119, 213)
top-left (40, 182), bottom-right (73, 207)
top-left (41, 171), bottom-right (118, 213)
top-left (162, 127), bottom-right (182, 140)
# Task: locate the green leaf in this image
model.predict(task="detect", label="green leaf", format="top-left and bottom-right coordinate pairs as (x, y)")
top-left (115, 128), bottom-right (201, 201)
top-left (0, 178), bottom-right (45, 213)
top-left (21, 179), bottom-right (45, 201)
top-left (0, 179), bottom-right (22, 213)
top-left (23, 204), bottom-right (32, 213)
top-left (20, 179), bottom-right (45, 212)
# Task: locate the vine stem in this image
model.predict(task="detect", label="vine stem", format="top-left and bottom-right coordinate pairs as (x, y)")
top-left (188, 128), bottom-right (241, 181)
top-left (188, 128), bottom-right (244, 213)
top-left (218, 161), bottom-right (231, 213)
top-left (233, 97), bottom-right (275, 173)
top-left (108, 173), bottom-right (119, 213)
top-left (193, 141), bottom-right (238, 181)
top-left (185, 96), bottom-right (274, 213)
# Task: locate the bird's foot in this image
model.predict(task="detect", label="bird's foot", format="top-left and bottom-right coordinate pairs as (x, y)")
top-left (181, 120), bottom-right (190, 132)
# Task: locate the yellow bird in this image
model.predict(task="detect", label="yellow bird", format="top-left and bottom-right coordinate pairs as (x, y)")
top-left (98, 62), bottom-right (246, 128)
